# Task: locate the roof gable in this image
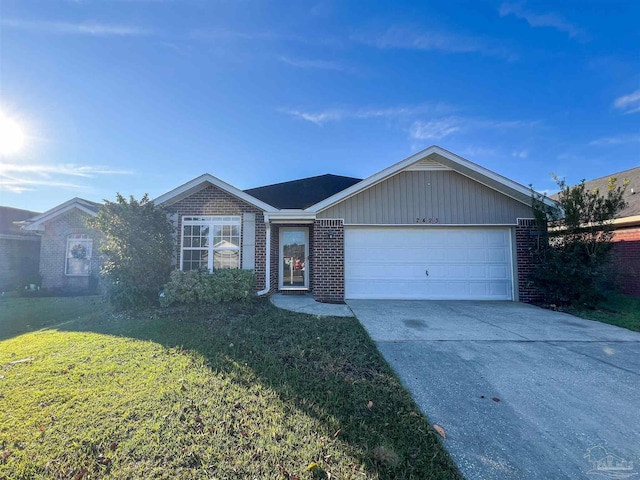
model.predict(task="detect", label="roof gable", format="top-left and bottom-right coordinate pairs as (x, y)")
top-left (244, 174), bottom-right (362, 209)
top-left (22, 198), bottom-right (101, 231)
top-left (307, 145), bottom-right (557, 213)
top-left (154, 174), bottom-right (278, 212)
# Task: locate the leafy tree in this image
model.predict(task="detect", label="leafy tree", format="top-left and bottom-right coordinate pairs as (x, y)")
top-left (87, 194), bottom-right (174, 309)
top-left (531, 175), bottom-right (627, 307)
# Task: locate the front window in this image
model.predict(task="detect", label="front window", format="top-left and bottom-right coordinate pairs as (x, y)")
top-left (66, 234), bottom-right (93, 276)
top-left (181, 216), bottom-right (241, 271)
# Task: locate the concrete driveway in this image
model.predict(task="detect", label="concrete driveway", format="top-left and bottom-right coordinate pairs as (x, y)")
top-left (347, 300), bottom-right (640, 480)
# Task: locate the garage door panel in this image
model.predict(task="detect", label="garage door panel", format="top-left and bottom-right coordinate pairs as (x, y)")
top-left (345, 227), bottom-right (513, 300)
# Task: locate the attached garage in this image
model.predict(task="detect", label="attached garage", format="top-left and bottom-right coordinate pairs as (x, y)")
top-left (344, 226), bottom-right (514, 300)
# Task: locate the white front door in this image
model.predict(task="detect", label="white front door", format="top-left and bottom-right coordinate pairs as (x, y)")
top-left (344, 226), bottom-right (513, 300)
top-left (279, 227), bottom-right (309, 290)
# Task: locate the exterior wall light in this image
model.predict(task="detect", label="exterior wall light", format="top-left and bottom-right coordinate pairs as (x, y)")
top-left (327, 230), bottom-right (335, 239)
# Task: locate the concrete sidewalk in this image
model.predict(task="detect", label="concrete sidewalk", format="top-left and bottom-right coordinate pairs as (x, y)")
top-left (271, 293), bottom-right (354, 317)
top-left (348, 300), bottom-right (640, 480)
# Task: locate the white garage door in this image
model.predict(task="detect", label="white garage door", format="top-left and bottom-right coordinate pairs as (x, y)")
top-left (344, 227), bottom-right (513, 300)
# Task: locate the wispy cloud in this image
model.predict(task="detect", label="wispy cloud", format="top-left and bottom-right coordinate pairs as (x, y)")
top-left (409, 116), bottom-right (539, 140)
top-left (0, 176), bottom-right (85, 194)
top-left (191, 29), bottom-right (342, 48)
top-left (499, 2), bottom-right (585, 40)
top-left (1, 19), bottom-right (152, 36)
top-left (0, 163), bottom-right (133, 194)
top-left (410, 118), bottom-right (460, 140)
top-left (512, 149), bottom-right (529, 158)
top-left (460, 146), bottom-right (499, 157)
top-left (0, 163), bottom-right (133, 177)
top-left (352, 26), bottom-right (516, 60)
top-left (277, 56), bottom-right (347, 72)
top-left (613, 89), bottom-right (640, 114)
top-left (191, 29), bottom-right (281, 42)
top-left (589, 133), bottom-right (640, 146)
top-left (279, 103), bottom-right (454, 126)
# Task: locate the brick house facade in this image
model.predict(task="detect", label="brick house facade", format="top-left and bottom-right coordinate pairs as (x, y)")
top-left (577, 166), bottom-right (640, 297)
top-left (164, 184), bottom-right (267, 292)
top-left (23, 146), bottom-right (552, 302)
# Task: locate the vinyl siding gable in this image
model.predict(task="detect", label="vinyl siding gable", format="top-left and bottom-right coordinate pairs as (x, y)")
top-left (317, 170), bottom-right (533, 224)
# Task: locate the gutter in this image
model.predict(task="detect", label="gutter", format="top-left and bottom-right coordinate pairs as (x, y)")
top-left (256, 221), bottom-right (271, 296)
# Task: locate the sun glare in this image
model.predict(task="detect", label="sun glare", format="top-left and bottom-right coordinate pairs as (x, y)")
top-left (0, 113), bottom-right (26, 155)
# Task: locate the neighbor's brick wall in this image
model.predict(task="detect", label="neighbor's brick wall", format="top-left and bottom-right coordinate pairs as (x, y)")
top-left (165, 185), bottom-right (267, 291)
top-left (40, 209), bottom-right (104, 291)
top-left (515, 218), bottom-right (545, 304)
top-left (610, 227), bottom-right (640, 297)
top-left (312, 219), bottom-right (344, 303)
top-left (0, 237), bottom-right (40, 291)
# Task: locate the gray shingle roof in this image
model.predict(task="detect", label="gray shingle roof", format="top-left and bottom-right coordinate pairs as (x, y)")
top-left (0, 206), bottom-right (41, 236)
top-left (244, 174), bottom-right (362, 209)
top-left (582, 166), bottom-right (640, 219)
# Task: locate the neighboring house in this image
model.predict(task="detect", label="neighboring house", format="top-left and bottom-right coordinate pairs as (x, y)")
top-left (0, 206), bottom-right (41, 291)
top-left (21, 198), bottom-right (103, 292)
top-left (22, 146), bottom-right (555, 301)
top-left (581, 166), bottom-right (640, 296)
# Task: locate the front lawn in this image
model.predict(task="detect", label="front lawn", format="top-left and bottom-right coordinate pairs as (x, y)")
top-left (0, 297), bottom-right (460, 479)
top-left (568, 294), bottom-right (640, 332)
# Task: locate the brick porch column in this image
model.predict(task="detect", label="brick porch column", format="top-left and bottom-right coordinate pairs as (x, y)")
top-left (312, 219), bottom-right (344, 303)
top-left (516, 218), bottom-right (545, 303)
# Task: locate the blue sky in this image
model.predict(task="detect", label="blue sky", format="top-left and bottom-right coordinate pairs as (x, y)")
top-left (0, 0), bottom-right (638, 212)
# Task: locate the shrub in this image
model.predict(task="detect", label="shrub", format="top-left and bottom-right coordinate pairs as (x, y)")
top-left (160, 269), bottom-right (256, 307)
top-left (530, 175), bottom-right (627, 307)
top-left (87, 194), bottom-right (174, 310)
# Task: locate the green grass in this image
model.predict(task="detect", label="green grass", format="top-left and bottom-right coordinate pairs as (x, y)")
top-left (0, 297), bottom-right (460, 479)
top-left (568, 294), bottom-right (640, 332)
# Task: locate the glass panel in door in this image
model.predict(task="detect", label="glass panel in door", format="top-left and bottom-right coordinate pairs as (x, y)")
top-left (281, 229), bottom-right (307, 288)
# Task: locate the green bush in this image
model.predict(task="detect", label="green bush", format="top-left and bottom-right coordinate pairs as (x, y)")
top-left (160, 269), bottom-right (256, 307)
top-left (87, 194), bottom-right (174, 310)
top-left (530, 175), bottom-right (627, 308)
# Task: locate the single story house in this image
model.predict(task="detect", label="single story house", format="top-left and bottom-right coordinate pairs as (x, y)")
top-left (581, 166), bottom-right (640, 296)
top-left (0, 206), bottom-right (41, 291)
top-left (20, 198), bottom-right (103, 292)
top-left (22, 146), bottom-right (555, 302)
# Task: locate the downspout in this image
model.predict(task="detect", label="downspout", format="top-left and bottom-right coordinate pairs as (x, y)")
top-left (256, 217), bottom-right (271, 296)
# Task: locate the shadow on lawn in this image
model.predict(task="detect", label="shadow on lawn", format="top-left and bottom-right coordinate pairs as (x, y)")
top-left (52, 299), bottom-right (460, 479)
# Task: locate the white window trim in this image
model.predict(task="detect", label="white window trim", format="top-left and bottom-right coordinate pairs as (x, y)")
top-left (180, 216), bottom-right (242, 272)
top-left (65, 234), bottom-right (93, 276)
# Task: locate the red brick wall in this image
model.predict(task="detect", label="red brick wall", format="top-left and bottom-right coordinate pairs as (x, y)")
top-left (515, 218), bottom-right (545, 303)
top-left (312, 219), bottom-right (344, 303)
top-left (610, 226), bottom-right (640, 297)
top-left (165, 185), bottom-right (267, 291)
top-left (39, 209), bottom-right (104, 292)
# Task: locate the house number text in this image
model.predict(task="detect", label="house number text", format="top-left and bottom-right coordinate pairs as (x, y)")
top-left (416, 217), bottom-right (439, 223)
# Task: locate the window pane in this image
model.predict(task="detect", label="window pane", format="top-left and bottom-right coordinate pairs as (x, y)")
top-left (66, 235), bottom-right (93, 276)
top-left (214, 250), bottom-right (239, 270)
